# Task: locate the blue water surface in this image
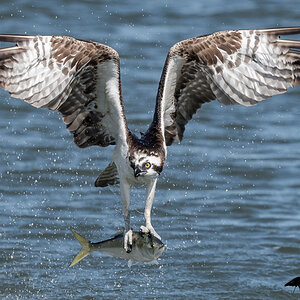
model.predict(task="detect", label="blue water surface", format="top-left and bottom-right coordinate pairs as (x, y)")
top-left (0, 0), bottom-right (299, 299)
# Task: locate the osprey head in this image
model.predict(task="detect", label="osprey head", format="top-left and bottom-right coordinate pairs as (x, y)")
top-left (130, 150), bottom-right (164, 179)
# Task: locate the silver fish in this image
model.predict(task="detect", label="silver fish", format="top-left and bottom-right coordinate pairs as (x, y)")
top-left (69, 229), bottom-right (165, 267)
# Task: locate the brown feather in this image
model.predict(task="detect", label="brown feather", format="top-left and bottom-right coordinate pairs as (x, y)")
top-left (0, 34), bottom-right (127, 149)
top-left (153, 27), bottom-right (300, 146)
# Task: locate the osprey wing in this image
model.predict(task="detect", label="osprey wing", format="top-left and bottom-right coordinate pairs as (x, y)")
top-left (0, 34), bottom-right (128, 148)
top-left (154, 27), bottom-right (300, 146)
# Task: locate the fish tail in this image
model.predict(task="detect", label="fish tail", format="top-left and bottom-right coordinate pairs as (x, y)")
top-left (69, 229), bottom-right (92, 267)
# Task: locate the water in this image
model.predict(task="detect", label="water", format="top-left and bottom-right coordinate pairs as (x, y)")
top-left (0, 0), bottom-right (299, 298)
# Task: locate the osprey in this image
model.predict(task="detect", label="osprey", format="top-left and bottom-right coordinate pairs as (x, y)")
top-left (0, 27), bottom-right (299, 251)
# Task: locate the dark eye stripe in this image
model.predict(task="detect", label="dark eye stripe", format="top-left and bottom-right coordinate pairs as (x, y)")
top-left (152, 164), bottom-right (163, 174)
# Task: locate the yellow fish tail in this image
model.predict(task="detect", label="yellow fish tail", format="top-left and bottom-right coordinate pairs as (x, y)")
top-left (69, 229), bottom-right (92, 267)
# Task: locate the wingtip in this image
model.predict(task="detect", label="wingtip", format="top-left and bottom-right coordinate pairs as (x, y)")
top-left (0, 34), bottom-right (34, 43)
top-left (258, 27), bottom-right (300, 36)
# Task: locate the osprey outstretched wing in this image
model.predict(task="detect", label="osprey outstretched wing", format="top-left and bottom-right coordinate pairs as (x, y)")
top-left (154, 27), bottom-right (300, 145)
top-left (0, 34), bottom-right (128, 148)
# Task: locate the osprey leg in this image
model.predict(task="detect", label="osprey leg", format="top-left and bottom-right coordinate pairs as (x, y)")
top-left (142, 179), bottom-right (161, 240)
top-left (120, 180), bottom-right (133, 252)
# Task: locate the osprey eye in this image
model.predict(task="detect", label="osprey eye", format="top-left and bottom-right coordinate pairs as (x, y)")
top-left (144, 162), bottom-right (151, 169)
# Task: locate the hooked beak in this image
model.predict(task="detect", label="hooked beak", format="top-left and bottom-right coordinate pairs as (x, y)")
top-left (134, 167), bottom-right (146, 177)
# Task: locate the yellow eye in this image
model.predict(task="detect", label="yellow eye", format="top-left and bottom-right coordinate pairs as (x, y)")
top-left (144, 162), bottom-right (151, 169)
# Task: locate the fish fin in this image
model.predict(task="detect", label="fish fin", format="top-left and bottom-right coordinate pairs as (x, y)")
top-left (113, 228), bottom-right (124, 238)
top-left (127, 260), bottom-right (138, 268)
top-left (149, 259), bottom-right (159, 265)
top-left (128, 260), bottom-right (133, 268)
top-left (94, 162), bottom-right (119, 187)
top-left (69, 229), bottom-right (92, 267)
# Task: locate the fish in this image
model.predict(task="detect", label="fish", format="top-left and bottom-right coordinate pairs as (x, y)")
top-left (69, 229), bottom-right (165, 267)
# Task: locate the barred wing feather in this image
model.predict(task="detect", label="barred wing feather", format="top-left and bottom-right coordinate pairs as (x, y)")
top-left (0, 34), bottom-right (128, 148)
top-left (155, 27), bottom-right (300, 145)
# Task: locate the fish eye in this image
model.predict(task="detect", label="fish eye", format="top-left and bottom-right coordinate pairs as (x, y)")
top-left (144, 162), bottom-right (151, 169)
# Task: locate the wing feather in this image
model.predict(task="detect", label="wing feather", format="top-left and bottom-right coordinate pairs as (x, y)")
top-left (0, 34), bottom-right (128, 148)
top-left (154, 27), bottom-right (300, 145)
